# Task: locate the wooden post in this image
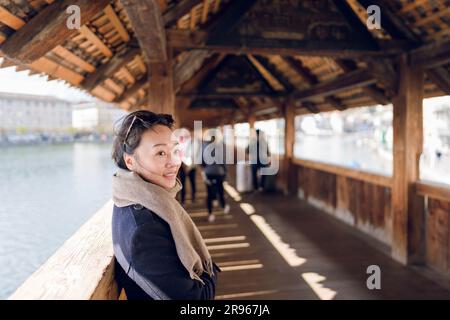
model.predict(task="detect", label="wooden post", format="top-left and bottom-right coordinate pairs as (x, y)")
top-left (148, 48), bottom-right (175, 116)
top-left (391, 54), bottom-right (425, 265)
top-left (284, 101), bottom-right (298, 195)
top-left (121, 0), bottom-right (176, 117)
top-left (248, 112), bottom-right (256, 129)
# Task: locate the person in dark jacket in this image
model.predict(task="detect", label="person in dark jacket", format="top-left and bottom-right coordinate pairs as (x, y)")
top-left (201, 135), bottom-right (230, 222)
top-left (111, 110), bottom-right (221, 300)
top-left (247, 129), bottom-right (270, 191)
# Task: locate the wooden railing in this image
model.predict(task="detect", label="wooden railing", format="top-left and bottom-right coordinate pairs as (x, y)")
top-left (8, 200), bottom-right (118, 300)
top-left (416, 180), bottom-right (450, 202)
top-left (293, 157), bottom-right (393, 188)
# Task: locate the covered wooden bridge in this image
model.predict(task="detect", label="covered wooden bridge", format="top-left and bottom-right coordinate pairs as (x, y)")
top-left (2, 0), bottom-right (450, 299)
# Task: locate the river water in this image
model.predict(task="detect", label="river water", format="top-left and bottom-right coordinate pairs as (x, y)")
top-left (0, 143), bottom-right (115, 299)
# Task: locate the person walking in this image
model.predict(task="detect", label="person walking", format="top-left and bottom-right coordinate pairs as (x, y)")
top-left (201, 134), bottom-right (230, 222)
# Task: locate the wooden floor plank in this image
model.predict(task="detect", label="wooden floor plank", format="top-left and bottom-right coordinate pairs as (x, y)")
top-left (182, 169), bottom-right (450, 300)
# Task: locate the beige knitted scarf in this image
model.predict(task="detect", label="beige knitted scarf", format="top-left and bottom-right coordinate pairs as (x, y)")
top-left (112, 168), bottom-right (214, 284)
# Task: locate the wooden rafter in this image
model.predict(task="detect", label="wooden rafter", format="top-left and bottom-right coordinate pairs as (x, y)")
top-left (284, 57), bottom-right (347, 111)
top-left (104, 4), bottom-right (130, 43)
top-left (163, 0), bottom-right (201, 27)
top-left (52, 45), bottom-right (95, 73)
top-left (247, 55), bottom-right (291, 92)
top-left (122, 0), bottom-right (167, 63)
top-left (0, 0), bottom-right (110, 64)
top-left (122, 0), bottom-right (174, 114)
top-left (291, 68), bottom-right (376, 102)
top-left (174, 50), bottom-right (211, 91)
top-left (29, 57), bottom-right (84, 86)
top-left (357, 0), bottom-right (449, 98)
top-left (0, 5), bottom-right (25, 30)
top-left (335, 59), bottom-right (390, 104)
top-left (117, 76), bottom-right (148, 103)
top-left (79, 25), bottom-right (113, 58)
top-left (82, 47), bottom-right (140, 91)
top-left (167, 29), bottom-right (401, 58)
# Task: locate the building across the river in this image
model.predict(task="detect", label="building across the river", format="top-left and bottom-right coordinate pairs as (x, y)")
top-left (72, 101), bottom-right (127, 133)
top-left (0, 92), bottom-right (72, 133)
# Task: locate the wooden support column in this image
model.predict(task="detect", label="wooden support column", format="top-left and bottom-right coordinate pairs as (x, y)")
top-left (121, 0), bottom-right (175, 117)
top-left (248, 112), bottom-right (256, 129)
top-left (391, 54), bottom-right (425, 265)
top-left (283, 100), bottom-right (298, 195)
top-left (149, 58), bottom-right (175, 116)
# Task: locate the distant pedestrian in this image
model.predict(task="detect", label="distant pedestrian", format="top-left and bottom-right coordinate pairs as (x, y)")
top-left (201, 135), bottom-right (230, 222)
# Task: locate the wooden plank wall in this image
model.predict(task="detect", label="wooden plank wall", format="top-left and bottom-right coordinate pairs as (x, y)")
top-left (426, 198), bottom-right (450, 276)
top-left (296, 166), bottom-right (392, 246)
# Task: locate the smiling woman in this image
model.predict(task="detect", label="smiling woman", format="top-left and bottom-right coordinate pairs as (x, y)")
top-left (110, 110), bottom-right (221, 300)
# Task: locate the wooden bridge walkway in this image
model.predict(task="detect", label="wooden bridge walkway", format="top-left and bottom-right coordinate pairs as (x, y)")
top-left (182, 173), bottom-right (450, 300)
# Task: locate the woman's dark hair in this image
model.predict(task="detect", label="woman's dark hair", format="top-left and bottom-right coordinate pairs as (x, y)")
top-left (112, 110), bottom-right (174, 170)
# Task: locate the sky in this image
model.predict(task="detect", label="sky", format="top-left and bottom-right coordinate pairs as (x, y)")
top-left (0, 58), bottom-right (95, 102)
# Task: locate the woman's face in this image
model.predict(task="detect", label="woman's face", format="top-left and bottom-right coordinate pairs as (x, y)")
top-left (124, 125), bottom-right (182, 189)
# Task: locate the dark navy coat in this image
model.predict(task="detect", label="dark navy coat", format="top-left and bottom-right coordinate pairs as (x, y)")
top-left (112, 204), bottom-right (221, 300)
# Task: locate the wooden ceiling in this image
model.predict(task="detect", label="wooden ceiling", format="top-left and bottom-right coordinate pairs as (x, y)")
top-left (0, 0), bottom-right (449, 128)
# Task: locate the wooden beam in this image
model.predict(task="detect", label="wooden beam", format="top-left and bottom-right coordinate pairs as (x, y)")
top-left (283, 57), bottom-right (318, 85)
top-left (293, 157), bottom-right (393, 188)
top-left (82, 47), bottom-right (140, 91)
top-left (331, 0), bottom-right (378, 49)
top-left (0, 0), bottom-right (110, 64)
top-left (391, 54), bottom-right (425, 265)
top-left (364, 57), bottom-right (398, 97)
top-left (135, 55), bottom-right (147, 73)
top-left (91, 85), bottom-right (116, 102)
top-left (168, 30), bottom-right (403, 58)
top-left (0, 5), bottom-right (25, 30)
top-left (121, 67), bottom-right (135, 84)
top-left (116, 76), bottom-right (148, 103)
top-left (52, 45), bottom-right (95, 73)
top-left (415, 181), bottom-right (450, 203)
top-left (122, 0), bottom-right (175, 114)
top-left (174, 50), bottom-right (211, 91)
top-left (206, 0), bottom-right (257, 40)
top-left (357, 0), bottom-right (419, 42)
top-left (148, 60), bottom-right (175, 114)
top-left (335, 59), bottom-right (390, 104)
top-left (104, 79), bottom-right (124, 95)
top-left (179, 93), bottom-right (279, 99)
top-left (29, 57), bottom-right (84, 86)
top-left (249, 55), bottom-right (292, 92)
top-left (104, 4), bottom-right (130, 43)
top-left (292, 69), bottom-right (376, 102)
top-left (79, 25), bottom-right (113, 58)
top-left (427, 68), bottom-right (450, 95)
top-left (410, 39), bottom-right (450, 69)
top-left (179, 53), bottom-right (225, 93)
top-left (163, 0), bottom-right (200, 27)
top-left (122, 0), bottom-right (167, 63)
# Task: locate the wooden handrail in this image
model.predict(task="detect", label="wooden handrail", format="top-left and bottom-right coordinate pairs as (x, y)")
top-left (8, 200), bottom-right (118, 300)
top-left (415, 180), bottom-right (450, 202)
top-left (293, 157), bottom-right (393, 188)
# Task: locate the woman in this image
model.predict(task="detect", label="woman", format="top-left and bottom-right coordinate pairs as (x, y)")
top-left (111, 110), bottom-right (221, 300)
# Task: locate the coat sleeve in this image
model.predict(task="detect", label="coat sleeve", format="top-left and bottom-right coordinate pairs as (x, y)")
top-left (130, 220), bottom-right (220, 300)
